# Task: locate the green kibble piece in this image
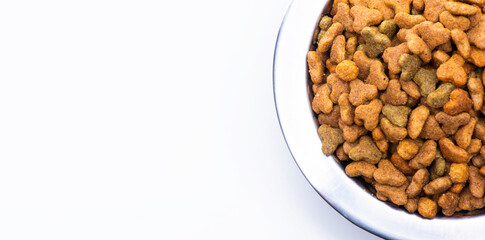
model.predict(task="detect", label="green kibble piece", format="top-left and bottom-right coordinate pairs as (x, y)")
top-left (382, 104), bottom-right (412, 128)
top-left (319, 16), bottom-right (333, 31)
top-left (361, 27), bottom-right (391, 58)
top-left (317, 124), bottom-right (344, 155)
top-left (426, 83), bottom-right (455, 108)
top-left (430, 157), bottom-right (446, 180)
top-left (399, 54), bottom-right (422, 82)
top-left (379, 19), bottom-right (398, 40)
top-left (413, 68), bottom-right (439, 97)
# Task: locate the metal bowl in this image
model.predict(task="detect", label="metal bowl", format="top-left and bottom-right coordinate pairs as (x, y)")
top-left (273, 0), bottom-right (485, 239)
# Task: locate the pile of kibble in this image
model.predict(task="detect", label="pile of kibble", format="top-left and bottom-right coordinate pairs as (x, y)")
top-left (308, 0), bottom-right (485, 218)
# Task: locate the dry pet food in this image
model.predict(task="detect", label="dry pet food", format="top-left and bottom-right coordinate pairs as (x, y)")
top-left (309, 0), bottom-right (485, 219)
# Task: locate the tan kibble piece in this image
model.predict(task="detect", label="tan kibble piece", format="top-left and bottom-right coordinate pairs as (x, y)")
top-left (467, 139), bottom-right (482, 156)
top-left (349, 79), bottom-right (378, 106)
top-left (338, 93), bottom-right (354, 126)
top-left (318, 106), bottom-right (340, 128)
top-left (468, 77), bottom-right (484, 111)
top-left (397, 138), bottom-right (420, 160)
top-left (353, 50), bottom-right (378, 79)
top-left (455, 118), bottom-right (477, 149)
top-left (343, 141), bottom-right (358, 155)
top-left (426, 83), bottom-right (455, 109)
top-left (307, 51), bottom-right (325, 84)
top-left (443, 89), bottom-right (473, 115)
top-left (336, 60), bottom-right (359, 81)
top-left (326, 59), bottom-right (337, 73)
top-left (368, 0), bottom-right (395, 20)
top-left (390, 152), bottom-right (415, 175)
top-left (439, 11), bottom-right (471, 31)
top-left (469, 166), bottom-right (485, 198)
top-left (419, 115), bottom-right (446, 141)
top-left (336, 145), bottom-right (349, 161)
top-left (346, 37), bottom-right (358, 58)
top-left (432, 50), bottom-right (450, 68)
top-left (418, 197), bottom-right (438, 218)
top-left (439, 138), bottom-right (470, 163)
top-left (331, 0), bottom-right (349, 16)
top-left (399, 79), bottom-right (421, 99)
top-left (318, 124), bottom-right (345, 155)
top-left (360, 27), bottom-right (392, 58)
top-left (375, 182), bottom-right (408, 205)
top-left (405, 32), bottom-right (432, 63)
top-left (438, 192), bottom-right (459, 216)
top-left (423, 176), bottom-right (452, 195)
top-left (317, 23), bottom-right (345, 53)
top-left (444, 1), bottom-right (480, 16)
top-left (409, 140), bottom-right (437, 169)
top-left (350, 6), bottom-right (384, 33)
top-left (468, 22), bottom-right (485, 50)
top-left (423, 0), bottom-right (446, 22)
top-left (349, 136), bottom-right (383, 164)
top-left (380, 118), bottom-right (408, 143)
top-left (435, 112), bottom-right (470, 135)
top-left (407, 105), bottom-right (429, 139)
top-left (384, 0), bottom-right (413, 14)
top-left (327, 74), bottom-right (350, 104)
top-left (312, 84), bottom-right (333, 114)
top-left (437, 54), bottom-right (467, 87)
top-left (459, 186), bottom-right (485, 211)
top-left (417, 21), bottom-right (451, 50)
top-left (345, 161), bottom-right (377, 178)
top-left (406, 168), bottom-right (430, 197)
top-left (450, 183), bottom-right (466, 194)
top-left (339, 120), bottom-right (368, 143)
top-left (374, 159), bottom-right (407, 186)
top-left (394, 13), bottom-right (426, 29)
top-left (476, 120), bottom-right (485, 142)
top-left (330, 35), bottom-right (347, 64)
top-left (480, 166), bottom-right (485, 176)
top-left (383, 43), bottom-right (410, 74)
top-left (365, 61), bottom-right (389, 90)
top-left (380, 79), bottom-right (408, 106)
top-left (333, 3), bottom-right (354, 33)
top-left (405, 198), bottom-right (418, 213)
top-left (354, 99), bottom-right (383, 131)
top-left (451, 29), bottom-right (470, 58)
top-left (468, 47), bottom-right (485, 67)
top-left (449, 163), bottom-right (469, 183)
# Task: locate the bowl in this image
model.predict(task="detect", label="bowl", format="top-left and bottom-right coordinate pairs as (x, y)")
top-left (273, 0), bottom-right (485, 239)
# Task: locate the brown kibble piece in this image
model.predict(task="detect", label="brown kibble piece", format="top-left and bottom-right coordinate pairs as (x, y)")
top-left (365, 61), bottom-right (389, 90)
top-left (468, 77), bottom-right (484, 111)
top-left (369, 0), bottom-right (395, 20)
top-left (435, 112), bottom-right (470, 135)
top-left (423, 0), bottom-right (446, 22)
top-left (475, 120), bottom-right (485, 142)
top-left (444, 1), bottom-right (480, 16)
top-left (397, 138), bottom-right (420, 160)
top-left (336, 145), bottom-right (349, 161)
top-left (390, 152), bottom-right (415, 175)
top-left (405, 198), bottom-right (418, 213)
top-left (480, 166), bottom-right (485, 176)
top-left (394, 12), bottom-right (426, 29)
top-left (330, 35), bottom-right (347, 64)
top-left (339, 120), bottom-right (368, 143)
top-left (417, 21), bottom-right (451, 50)
top-left (423, 176), bottom-right (452, 195)
top-left (336, 60), bottom-right (359, 81)
top-left (468, 47), bottom-right (485, 67)
top-left (459, 186), bottom-right (485, 211)
top-left (308, 51), bottom-right (325, 84)
top-left (318, 106), bottom-right (340, 128)
top-left (381, 80), bottom-right (408, 106)
top-left (469, 166), bottom-right (485, 198)
top-left (384, 0), bottom-right (413, 14)
top-left (383, 43), bottom-right (410, 74)
top-left (331, 0), bottom-right (349, 16)
top-left (353, 50), bottom-right (378, 79)
top-left (409, 140), bottom-right (437, 169)
top-left (468, 22), bottom-right (485, 50)
top-left (418, 197), bottom-right (437, 218)
top-left (317, 23), bottom-right (345, 53)
top-left (399, 79), bottom-right (421, 99)
top-left (455, 118), bottom-right (477, 149)
top-left (327, 74), bottom-right (350, 104)
top-left (439, 138), bottom-right (470, 163)
top-left (450, 183), bottom-right (466, 194)
top-left (355, 99), bottom-right (383, 131)
top-left (333, 3), bottom-right (354, 33)
top-left (349, 79), bottom-right (378, 106)
top-left (374, 159), bottom-right (407, 186)
top-left (380, 118), bottom-right (408, 143)
top-left (350, 6), bottom-right (384, 33)
top-left (349, 136), bottom-right (383, 164)
top-left (407, 105), bottom-right (429, 139)
top-left (449, 163), bottom-right (469, 183)
top-left (312, 84), bottom-right (333, 114)
top-left (318, 124), bottom-right (345, 155)
top-left (439, 11), bottom-right (471, 31)
top-left (467, 139), bottom-right (482, 156)
top-left (438, 192), bottom-right (459, 216)
top-left (405, 32), bottom-right (432, 63)
top-left (375, 182), bottom-right (408, 205)
top-left (406, 168), bottom-right (430, 197)
top-left (345, 161), bottom-right (377, 178)
top-left (338, 93), bottom-right (354, 126)
top-left (437, 54), bottom-right (467, 87)
top-left (443, 89), bottom-right (473, 115)
top-left (419, 115), bottom-right (446, 141)
top-left (451, 29), bottom-right (470, 58)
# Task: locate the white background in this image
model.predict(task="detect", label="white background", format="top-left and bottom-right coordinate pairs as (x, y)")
top-left (0, 0), bottom-right (380, 239)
